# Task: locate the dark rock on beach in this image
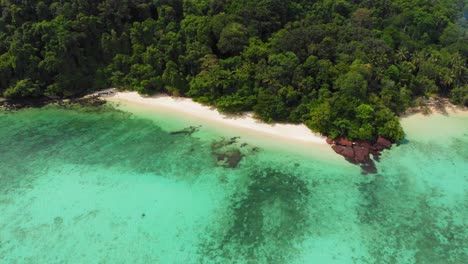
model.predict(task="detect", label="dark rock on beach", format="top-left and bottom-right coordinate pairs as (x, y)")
top-left (335, 137), bottom-right (353, 147)
top-left (73, 96), bottom-right (107, 107)
top-left (0, 95), bottom-right (106, 110)
top-left (331, 145), bottom-right (345, 155)
top-left (341, 146), bottom-right (355, 158)
top-left (353, 145), bottom-right (369, 162)
top-left (376, 136), bottom-right (392, 149)
top-left (1, 96), bottom-right (57, 110)
top-left (327, 136), bottom-right (394, 174)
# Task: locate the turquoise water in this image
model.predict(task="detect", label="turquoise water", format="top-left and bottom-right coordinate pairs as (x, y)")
top-left (0, 104), bottom-right (467, 263)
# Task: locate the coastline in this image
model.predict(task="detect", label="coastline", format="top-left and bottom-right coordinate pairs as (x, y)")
top-left (400, 109), bottom-right (468, 142)
top-left (96, 89), bottom-right (468, 169)
top-left (101, 90), bottom-right (349, 164)
top-left (402, 97), bottom-right (468, 118)
top-left (104, 90), bottom-right (327, 144)
top-left (400, 98), bottom-right (468, 141)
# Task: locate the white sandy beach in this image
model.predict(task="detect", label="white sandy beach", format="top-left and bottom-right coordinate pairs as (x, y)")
top-left (103, 90), bottom-right (327, 145)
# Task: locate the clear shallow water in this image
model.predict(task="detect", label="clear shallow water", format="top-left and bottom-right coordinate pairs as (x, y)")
top-left (0, 104), bottom-right (467, 263)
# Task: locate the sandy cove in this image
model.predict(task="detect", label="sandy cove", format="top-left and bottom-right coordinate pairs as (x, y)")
top-left (102, 90), bottom-right (327, 145)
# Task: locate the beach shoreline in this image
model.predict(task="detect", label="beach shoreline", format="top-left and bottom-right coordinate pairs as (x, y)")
top-left (96, 89), bottom-right (468, 170)
top-left (401, 97), bottom-right (468, 118)
top-left (103, 90), bottom-right (327, 145)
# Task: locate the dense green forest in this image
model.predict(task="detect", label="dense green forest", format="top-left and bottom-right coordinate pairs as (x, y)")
top-left (1, 0), bottom-right (467, 141)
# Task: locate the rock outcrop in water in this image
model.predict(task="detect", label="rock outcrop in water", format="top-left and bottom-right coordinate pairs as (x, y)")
top-left (216, 149), bottom-right (243, 168)
top-left (328, 136), bottom-right (393, 174)
top-left (210, 137), bottom-right (257, 168)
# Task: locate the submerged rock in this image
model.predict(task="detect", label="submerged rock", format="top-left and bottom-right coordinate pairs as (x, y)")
top-left (54, 216), bottom-right (64, 225)
top-left (216, 149), bottom-right (243, 168)
top-left (360, 162), bottom-right (378, 175)
top-left (170, 125), bottom-right (201, 136)
top-left (211, 137), bottom-right (253, 168)
top-left (224, 150), bottom-right (244, 168)
top-left (228, 136), bottom-right (240, 145)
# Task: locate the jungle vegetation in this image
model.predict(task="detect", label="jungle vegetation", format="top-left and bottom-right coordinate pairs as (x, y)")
top-left (1, 0), bottom-right (467, 141)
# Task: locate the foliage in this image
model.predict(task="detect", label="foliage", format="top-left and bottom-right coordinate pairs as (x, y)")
top-left (1, 0), bottom-right (467, 141)
top-left (4, 79), bottom-right (41, 98)
top-left (450, 86), bottom-right (468, 106)
top-left (218, 23), bottom-right (249, 56)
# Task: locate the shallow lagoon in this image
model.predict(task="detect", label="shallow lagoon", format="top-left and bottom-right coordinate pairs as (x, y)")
top-left (0, 104), bottom-right (466, 263)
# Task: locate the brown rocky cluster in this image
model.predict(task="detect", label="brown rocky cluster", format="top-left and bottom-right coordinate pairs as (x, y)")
top-left (327, 136), bottom-right (393, 174)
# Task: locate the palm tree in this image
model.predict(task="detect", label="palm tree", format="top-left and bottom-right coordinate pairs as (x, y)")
top-left (450, 53), bottom-right (466, 86)
top-left (396, 47), bottom-right (409, 61)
